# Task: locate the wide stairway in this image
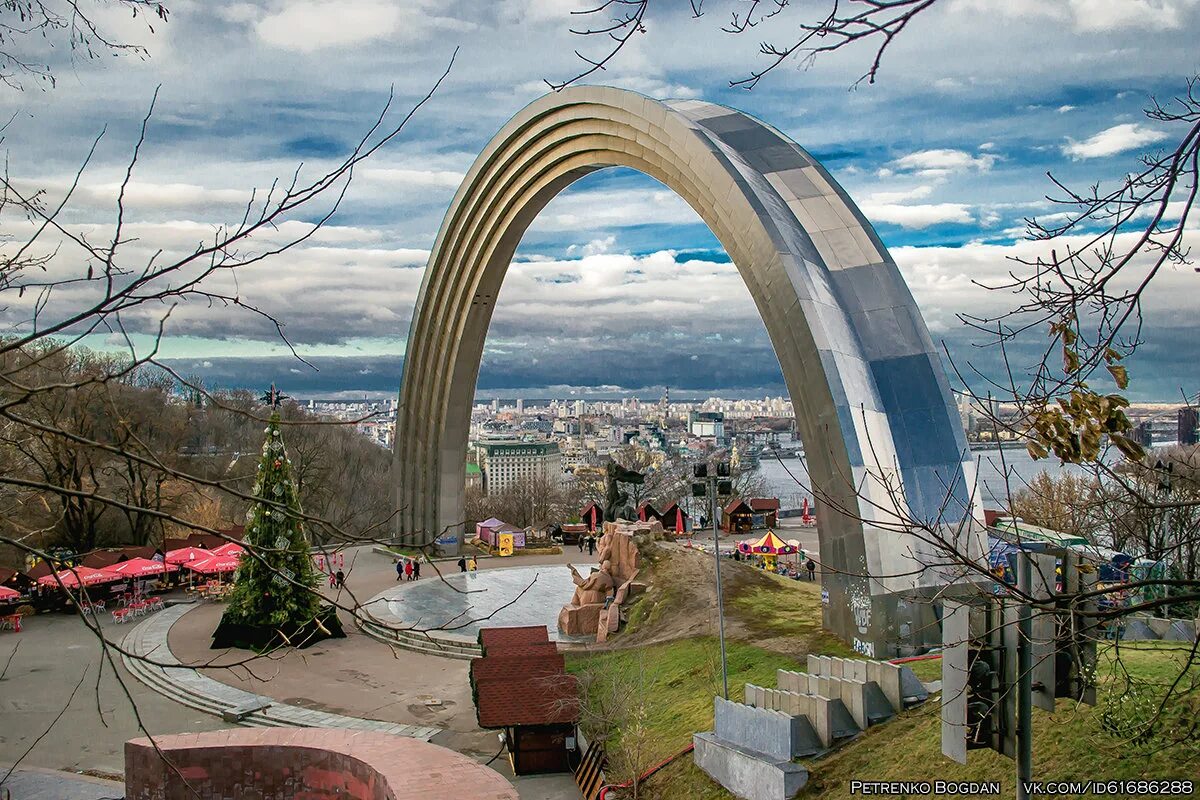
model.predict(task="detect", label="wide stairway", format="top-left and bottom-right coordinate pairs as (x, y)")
top-left (122, 604), bottom-right (442, 739)
top-left (694, 654), bottom-right (931, 800)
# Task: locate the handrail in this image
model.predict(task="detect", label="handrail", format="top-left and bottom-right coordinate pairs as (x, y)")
top-left (597, 743), bottom-right (695, 799)
top-left (888, 653), bottom-right (942, 664)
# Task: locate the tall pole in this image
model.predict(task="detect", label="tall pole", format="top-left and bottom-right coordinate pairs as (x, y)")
top-left (1016, 555), bottom-right (1033, 800)
top-left (712, 479), bottom-right (729, 700)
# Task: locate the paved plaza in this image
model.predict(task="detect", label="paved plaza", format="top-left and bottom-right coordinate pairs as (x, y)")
top-left (0, 546), bottom-right (584, 799)
top-left (0, 610), bottom-right (228, 777)
top-left (167, 545), bottom-right (583, 798)
top-left (0, 767), bottom-right (126, 799)
top-left (375, 562), bottom-right (598, 643)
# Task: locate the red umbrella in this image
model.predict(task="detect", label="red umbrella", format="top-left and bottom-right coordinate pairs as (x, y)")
top-left (166, 546), bottom-right (211, 565)
top-left (0, 585), bottom-right (20, 601)
top-left (103, 558), bottom-right (179, 578)
top-left (675, 507), bottom-right (684, 534)
top-left (182, 553), bottom-right (241, 575)
top-left (36, 566), bottom-right (122, 589)
top-left (210, 542), bottom-right (245, 557)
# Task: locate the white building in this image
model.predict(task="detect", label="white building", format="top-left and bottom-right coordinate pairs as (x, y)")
top-left (474, 438), bottom-right (563, 495)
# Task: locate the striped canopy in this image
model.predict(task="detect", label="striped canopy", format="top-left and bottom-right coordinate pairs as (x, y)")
top-left (736, 530), bottom-right (796, 556)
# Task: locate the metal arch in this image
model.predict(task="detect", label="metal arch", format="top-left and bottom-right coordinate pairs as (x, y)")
top-left (394, 86), bottom-right (982, 653)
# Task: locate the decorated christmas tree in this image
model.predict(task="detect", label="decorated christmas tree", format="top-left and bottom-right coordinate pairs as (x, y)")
top-left (213, 388), bottom-right (343, 650)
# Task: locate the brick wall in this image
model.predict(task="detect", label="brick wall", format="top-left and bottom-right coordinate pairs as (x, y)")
top-left (124, 729), bottom-right (519, 800)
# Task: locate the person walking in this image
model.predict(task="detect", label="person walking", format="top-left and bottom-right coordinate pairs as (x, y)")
top-left (805, 558), bottom-right (816, 580)
top-left (404, 559), bottom-right (414, 581)
top-left (577, 534), bottom-right (585, 553)
top-left (396, 560), bottom-right (405, 582)
top-left (467, 556), bottom-right (477, 573)
top-left (586, 536), bottom-right (596, 556)
top-left (457, 555), bottom-right (467, 573)
top-left (334, 569), bottom-right (345, 589)
top-left (412, 558), bottom-right (421, 580)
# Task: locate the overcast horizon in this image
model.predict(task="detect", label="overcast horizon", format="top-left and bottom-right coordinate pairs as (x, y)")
top-left (3, 1), bottom-right (1198, 402)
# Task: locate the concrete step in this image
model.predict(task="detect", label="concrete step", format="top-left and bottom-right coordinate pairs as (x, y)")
top-left (359, 620), bottom-right (480, 660)
top-left (121, 609), bottom-right (441, 739)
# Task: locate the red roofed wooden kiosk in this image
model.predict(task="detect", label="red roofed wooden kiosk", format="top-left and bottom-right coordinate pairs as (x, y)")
top-left (722, 496), bottom-right (781, 532)
top-left (470, 625), bottom-right (579, 775)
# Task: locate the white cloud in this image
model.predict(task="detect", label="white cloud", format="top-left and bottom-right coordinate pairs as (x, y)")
top-left (859, 202), bottom-right (974, 229)
top-left (865, 185), bottom-right (934, 204)
top-left (528, 187), bottom-right (702, 232)
top-left (359, 167), bottom-right (466, 190)
top-left (951, 0), bottom-right (1187, 31)
top-left (1067, 0), bottom-right (1186, 31)
top-left (1057, 104), bottom-right (1076, 113)
top-left (859, 185), bottom-right (974, 229)
top-left (889, 148), bottom-right (998, 178)
top-left (256, 1), bottom-right (403, 52)
top-left (1062, 123), bottom-right (1170, 159)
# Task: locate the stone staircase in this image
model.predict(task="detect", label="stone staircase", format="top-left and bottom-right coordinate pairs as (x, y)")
top-left (358, 616), bottom-right (483, 660)
top-left (121, 605), bottom-right (442, 739)
top-left (693, 654), bottom-right (931, 800)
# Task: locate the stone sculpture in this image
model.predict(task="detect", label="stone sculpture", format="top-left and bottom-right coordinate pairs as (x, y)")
top-left (567, 561), bottom-right (614, 606)
top-left (603, 460), bottom-right (645, 522)
top-left (558, 518), bottom-right (662, 639)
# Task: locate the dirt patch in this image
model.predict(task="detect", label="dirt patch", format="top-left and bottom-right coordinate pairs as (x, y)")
top-left (582, 543), bottom-right (812, 656)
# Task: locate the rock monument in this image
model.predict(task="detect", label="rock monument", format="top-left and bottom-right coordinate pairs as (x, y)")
top-left (558, 518), bottom-right (661, 641)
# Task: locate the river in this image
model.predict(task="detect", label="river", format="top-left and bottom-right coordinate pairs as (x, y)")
top-left (755, 444), bottom-right (1094, 511)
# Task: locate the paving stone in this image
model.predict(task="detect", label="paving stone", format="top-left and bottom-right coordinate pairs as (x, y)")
top-left (122, 605), bottom-right (442, 741)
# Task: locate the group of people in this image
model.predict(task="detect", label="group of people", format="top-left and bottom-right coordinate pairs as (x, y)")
top-left (456, 555), bottom-right (478, 573)
top-left (576, 534), bottom-right (598, 556)
top-left (395, 557), bottom-right (422, 582)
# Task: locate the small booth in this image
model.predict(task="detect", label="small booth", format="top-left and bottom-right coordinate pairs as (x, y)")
top-left (580, 502), bottom-right (603, 532)
top-left (470, 626), bottom-right (579, 775)
top-left (722, 497), bottom-right (780, 533)
top-left (736, 530), bottom-right (797, 571)
top-left (477, 518), bottom-right (524, 549)
top-left (659, 502), bottom-right (689, 535)
top-left (636, 502), bottom-right (668, 526)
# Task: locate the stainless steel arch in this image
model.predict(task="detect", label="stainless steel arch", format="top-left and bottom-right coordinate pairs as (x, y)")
top-left (395, 86), bottom-right (982, 653)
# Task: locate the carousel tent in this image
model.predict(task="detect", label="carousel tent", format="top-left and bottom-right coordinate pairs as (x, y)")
top-left (737, 530), bottom-right (796, 556)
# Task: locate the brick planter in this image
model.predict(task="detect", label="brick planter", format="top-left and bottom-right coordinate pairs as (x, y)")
top-left (125, 729), bottom-right (518, 800)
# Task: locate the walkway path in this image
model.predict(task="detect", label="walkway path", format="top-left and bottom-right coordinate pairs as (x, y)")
top-left (122, 604), bottom-right (441, 740)
top-left (0, 767), bottom-right (124, 799)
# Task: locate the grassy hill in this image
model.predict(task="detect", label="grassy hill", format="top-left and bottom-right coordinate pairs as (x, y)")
top-left (566, 547), bottom-right (1199, 799)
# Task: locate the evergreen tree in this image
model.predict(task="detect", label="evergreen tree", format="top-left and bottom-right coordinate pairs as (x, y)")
top-left (223, 412), bottom-right (322, 629)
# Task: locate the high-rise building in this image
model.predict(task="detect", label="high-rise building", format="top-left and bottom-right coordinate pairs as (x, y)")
top-left (1179, 406), bottom-right (1199, 446)
top-left (516, 398), bottom-right (524, 415)
top-left (474, 438), bottom-right (563, 495)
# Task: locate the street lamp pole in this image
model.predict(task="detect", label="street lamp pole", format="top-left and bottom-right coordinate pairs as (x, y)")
top-left (712, 476), bottom-right (729, 700)
top-left (694, 461), bottom-right (731, 701)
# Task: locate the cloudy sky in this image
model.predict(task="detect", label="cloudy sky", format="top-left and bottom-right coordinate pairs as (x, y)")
top-left (2, 0), bottom-right (1197, 400)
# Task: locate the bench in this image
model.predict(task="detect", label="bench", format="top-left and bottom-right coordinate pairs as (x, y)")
top-left (221, 698), bottom-right (273, 722)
